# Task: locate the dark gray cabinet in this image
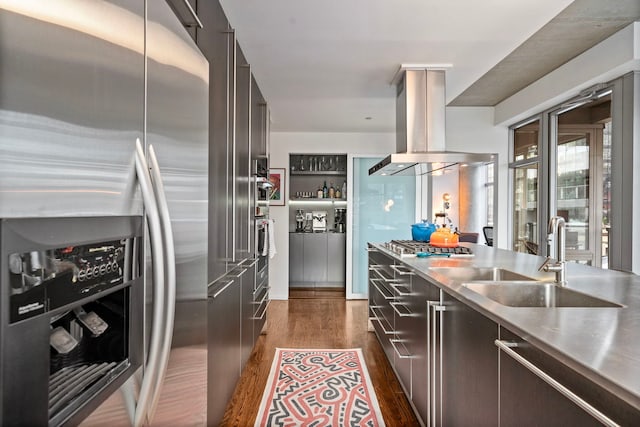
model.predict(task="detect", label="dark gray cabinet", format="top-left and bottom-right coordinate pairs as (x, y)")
top-left (240, 259), bottom-right (257, 369)
top-left (498, 327), bottom-right (639, 426)
top-left (207, 273), bottom-right (241, 424)
top-left (289, 233), bottom-right (305, 284)
top-left (368, 248), bottom-right (396, 362)
top-left (407, 274), bottom-right (439, 425)
top-left (235, 46), bottom-right (251, 261)
top-left (199, 0), bottom-right (235, 283)
top-left (253, 262), bottom-right (269, 339)
top-left (290, 233), bottom-right (346, 287)
top-left (327, 233), bottom-right (346, 283)
top-left (304, 233), bottom-right (328, 283)
top-left (197, 1), bottom-right (270, 424)
top-left (441, 292), bottom-right (499, 427)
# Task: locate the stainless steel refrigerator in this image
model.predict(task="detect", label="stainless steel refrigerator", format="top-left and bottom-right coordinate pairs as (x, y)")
top-left (0, 0), bottom-right (208, 425)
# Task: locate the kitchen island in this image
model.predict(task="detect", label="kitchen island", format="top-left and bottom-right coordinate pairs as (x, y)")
top-left (368, 242), bottom-right (640, 426)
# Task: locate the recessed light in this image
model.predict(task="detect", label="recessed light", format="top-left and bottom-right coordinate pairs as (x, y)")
top-left (397, 164), bottom-right (404, 168)
top-left (365, 117), bottom-right (372, 120)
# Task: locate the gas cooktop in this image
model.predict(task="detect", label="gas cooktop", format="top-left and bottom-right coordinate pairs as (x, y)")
top-left (383, 240), bottom-right (474, 258)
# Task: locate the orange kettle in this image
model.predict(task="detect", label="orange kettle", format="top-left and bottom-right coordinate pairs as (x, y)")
top-left (429, 226), bottom-right (459, 248)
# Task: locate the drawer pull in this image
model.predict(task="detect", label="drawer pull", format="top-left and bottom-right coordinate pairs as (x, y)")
top-left (390, 339), bottom-right (412, 359)
top-left (390, 302), bottom-right (413, 317)
top-left (372, 280), bottom-right (394, 300)
top-left (390, 264), bottom-right (415, 276)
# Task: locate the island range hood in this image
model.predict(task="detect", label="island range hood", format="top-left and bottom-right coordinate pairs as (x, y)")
top-left (369, 67), bottom-right (495, 176)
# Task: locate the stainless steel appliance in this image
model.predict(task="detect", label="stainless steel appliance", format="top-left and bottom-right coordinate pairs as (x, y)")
top-left (383, 240), bottom-right (474, 258)
top-left (368, 67), bottom-right (497, 177)
top-left (312, 211), bottom-right (327, 232)
top-left (0, 1), bottom-right (208, 425)
top-left (0, 217), bottom-right (143, 426)
top-left (334, 208), bottom-right (346, 233)
top-left (296, 209), bottom-right (306, 232)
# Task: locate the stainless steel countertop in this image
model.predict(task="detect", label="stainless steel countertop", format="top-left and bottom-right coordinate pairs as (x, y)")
top-left (371, 242), bottom-right (640, 410)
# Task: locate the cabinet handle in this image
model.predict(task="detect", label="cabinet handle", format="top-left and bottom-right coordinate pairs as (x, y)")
top-left (390, 339), bottom-right (412, 359)
top-left (370, 307), bottom-right (394, 334)
top-left (252, 286), bottom-right (270, 305)
top-left (371, 279), bottom-right (394, 300)
top-left (209, 280), bottom-right (235, 299)
top-left (390, 283), bottom-right (411, 296)
top-left (370, 266), bottom-right (401, 283)
top-left (428, 300), bottom-right (445, 427)
top-left (244, 258), bottom-right (259, 268)
top-left (179, 0), bottom-right (203, 28)
top-left (390, 302), bottom-right (413, 317)
top-left (227, 268), bottom-right (247, 278)
top-left (368, 264), bottom-right (383, 269)
top-left (494, 340), bottom-right (619, 427)
top-left (390, 264), bottom-right (415, 276)
top-left (252, 299), bottom-right (270, 320)
top-left (366, 246), bottom-right (378, 252)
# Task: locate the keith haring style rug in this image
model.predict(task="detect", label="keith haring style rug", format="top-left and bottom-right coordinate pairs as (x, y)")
top-left (254, 348), bottom-right (385, 427)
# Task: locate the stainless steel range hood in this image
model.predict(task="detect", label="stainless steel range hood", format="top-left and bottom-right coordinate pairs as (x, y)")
top-left (369, 67), bottom-right (495, 176)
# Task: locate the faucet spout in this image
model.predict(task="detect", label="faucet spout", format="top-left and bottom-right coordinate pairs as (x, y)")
top-left (539, 216), bottom-right (567, 286)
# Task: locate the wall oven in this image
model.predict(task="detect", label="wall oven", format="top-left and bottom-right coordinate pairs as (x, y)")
top-left (0, 216), bottom-right (143, 426)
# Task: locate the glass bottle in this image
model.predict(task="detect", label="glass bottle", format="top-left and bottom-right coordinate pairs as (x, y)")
top-left (322, 181), bottom-right (328, 198)
top-left (328, 182), bottom-right (335, 198)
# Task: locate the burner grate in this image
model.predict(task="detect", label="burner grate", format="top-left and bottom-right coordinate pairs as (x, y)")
top-left (389, 240), bottom-right (474, 256)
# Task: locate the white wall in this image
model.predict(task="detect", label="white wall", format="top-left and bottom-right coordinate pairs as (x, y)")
top-left (446, 107), bottom-right (509, 247)
top-left (268, 132), bottom-right (395, 300)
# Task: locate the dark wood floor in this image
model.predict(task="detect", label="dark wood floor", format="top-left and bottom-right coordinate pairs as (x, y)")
top-left (221, 298), bottom-right (419, 426)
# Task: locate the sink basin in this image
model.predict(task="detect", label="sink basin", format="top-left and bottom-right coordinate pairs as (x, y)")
top-left (429, 267), bottom-right (536, 282)
top-left (462, 282), bottom-right (623, 308)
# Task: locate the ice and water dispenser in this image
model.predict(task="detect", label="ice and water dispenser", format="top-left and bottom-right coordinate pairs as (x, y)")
top-left (0, 217), bottom-right (143, 426)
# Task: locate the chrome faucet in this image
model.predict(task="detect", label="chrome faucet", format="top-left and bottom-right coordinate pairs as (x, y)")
top-left (538, 216), bottom-right (567, 286)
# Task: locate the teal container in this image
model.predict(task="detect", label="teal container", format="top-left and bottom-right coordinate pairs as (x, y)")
top-left (411, 221), bottom-right (436, 242)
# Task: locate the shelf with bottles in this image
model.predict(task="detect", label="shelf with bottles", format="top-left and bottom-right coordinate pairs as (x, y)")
top-left (289, 179), bottom-right (347, 201)
top-left (290, 154), bottom-right (347, 175)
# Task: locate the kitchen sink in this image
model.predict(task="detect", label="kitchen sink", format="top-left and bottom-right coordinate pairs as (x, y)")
top-left (462, 282), bottom-right (623, 308)
top-left (429, 267), bottom-right (536, 282)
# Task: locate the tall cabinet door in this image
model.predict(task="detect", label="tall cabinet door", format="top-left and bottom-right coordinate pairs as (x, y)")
top-left (199, 0), bottom-right (235, 283)
top-left (235, 45), bottom-right (251, 262)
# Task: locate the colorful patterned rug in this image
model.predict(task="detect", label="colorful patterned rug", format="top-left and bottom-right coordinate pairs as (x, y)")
top-left (255, 348), bottom-right (385, 427)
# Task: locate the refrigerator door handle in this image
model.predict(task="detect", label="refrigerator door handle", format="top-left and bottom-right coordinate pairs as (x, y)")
top-left (145, 145), bottom-right (177, 421)
top-left (133, 139), bottom-right (166, 427)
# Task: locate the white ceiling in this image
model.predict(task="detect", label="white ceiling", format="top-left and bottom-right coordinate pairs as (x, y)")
top-left (219, 0), bottom-right (574, 133)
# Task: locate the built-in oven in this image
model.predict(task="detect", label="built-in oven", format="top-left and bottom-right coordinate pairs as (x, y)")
top-left (254, 157), bottom-right (271, 217)
top-left (0, 216), bottom-right (143, 427)
top-left (256, 219), bottom-right (268, 273)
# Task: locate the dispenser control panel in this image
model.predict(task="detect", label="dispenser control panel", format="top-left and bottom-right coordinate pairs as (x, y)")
top-left (9, 239), bottom-right (128, 323)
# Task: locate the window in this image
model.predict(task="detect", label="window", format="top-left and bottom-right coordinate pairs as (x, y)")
top-left (510, 119), bottom-right (540, 254)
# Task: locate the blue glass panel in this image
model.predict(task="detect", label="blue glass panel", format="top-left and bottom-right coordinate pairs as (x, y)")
top-left (351, 157), bottom-right (416, 295)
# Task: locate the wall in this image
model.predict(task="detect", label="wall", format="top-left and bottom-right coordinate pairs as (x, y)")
top-left (446, 107), bottom-right (509, 247)
top-left (268, 132), bottom-right (395, 299)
